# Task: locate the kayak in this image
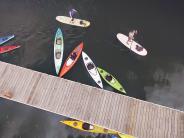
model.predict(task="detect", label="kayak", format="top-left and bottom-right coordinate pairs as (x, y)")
top-left (54, 28), bottom-right (64, 75)
top-left (59, 42), bottom-right (83, 77)
top-left (60, 120), bottom-right (117, 134)
top-left (82, 51), bottom-right (103, 88)
top-left (117, 33), bottom-right (147, 56)
top-left (0, 45), bottom-right (21, 54)
top-left (0, 35), bottom-right (15, 45)
top-left (97, 67), bottom-right (126, 94)
top-left (118, 133), bottom-right (135, 138)
top-left (61, 120), bottom-right (135, 138)
top-left (56, 16), bottom-right (90, 28)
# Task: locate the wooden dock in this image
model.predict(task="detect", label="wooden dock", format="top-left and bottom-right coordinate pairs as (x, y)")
top-left (0, 61), bottom-right (184, 138)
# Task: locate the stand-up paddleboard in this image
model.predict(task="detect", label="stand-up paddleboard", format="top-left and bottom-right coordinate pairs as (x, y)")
top-left (97, 67), bottom-right (126, 94)
top-left (59, 42), bottom-right (84, 77)
top-left (117, 33), bottom-right (147, 56)
top-left (56, 16), bottom-right (90, 28)
top-left (82, 52), bottom-right (103, 88)
top-left (54, 28), bottom-right (64, 75)
top-left (0, 45), bottom-right (21, 54)
top-left (0, 35), bottom-right (15, 45)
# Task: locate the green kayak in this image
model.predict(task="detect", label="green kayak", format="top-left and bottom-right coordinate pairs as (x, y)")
top-left (97, 67), bottom-right (126, 94)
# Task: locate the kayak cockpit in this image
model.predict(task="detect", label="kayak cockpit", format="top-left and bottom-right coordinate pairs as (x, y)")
top-left (87, 63), bottom-right (98, 76)
top-left (82, 123), bottom-right (94, 130)
top-left (70, 52), bottom-right (77, 60)
top-left (66, 52), bottom-right (77, 66)
top-left (87, 63), bottom-right (95, 70)
top-left (105, 75), bottom-right (115, 84)
top-left (56, 38), bottom-right (62, 45)
top-left (55, 51), bottom-right (61, 59)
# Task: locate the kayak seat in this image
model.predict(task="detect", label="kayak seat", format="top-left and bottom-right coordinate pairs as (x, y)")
top-left (56, 38), bottom-right (62, 45)
top-left (87, 63), bottom-right (95, 70)
top-left (82, 123), bottom-right (94, 130)
top-left (70, 52), bottom-right (77, 60)
top-left (56, 51), bottom-right (61, 59)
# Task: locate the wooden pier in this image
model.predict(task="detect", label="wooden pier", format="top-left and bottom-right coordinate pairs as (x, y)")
top-left (0, 61), bottom-right (184, 138)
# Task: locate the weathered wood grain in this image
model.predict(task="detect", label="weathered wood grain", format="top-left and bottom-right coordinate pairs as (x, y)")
top-left (0, 61), bottom-right (184, 138)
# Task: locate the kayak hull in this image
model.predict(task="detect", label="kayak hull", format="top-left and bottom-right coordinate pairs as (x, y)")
top-left (60, 120), bottom-right (117, 134)
top-left (97, 67), bottom-right (126, 94)
top-left (54, 28), bottom-right (64, 75)
top-left (0, 45), bottom-right (20, 54)
top-left (82, 51), bottom-right (103, 88)
top-left (59, 42), bottom-right (84, 77)
top-left (0, 35), bottom-right (15, 45)
top-left (117, 33), bottom-right (147, 56)
top-left (56, 16), bottom-right (90, 28)
top-left (61, 120), bottom-right (135, 138)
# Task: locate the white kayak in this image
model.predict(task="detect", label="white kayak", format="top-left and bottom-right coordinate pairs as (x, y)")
top-left (54, 28), bottom-right (64, 75)
top-left (82, 52), bottom-right (103, 88)
top-left (117, 33), bottom-right (147, 56)
top-left (56, 16), bottom-right (90, 28)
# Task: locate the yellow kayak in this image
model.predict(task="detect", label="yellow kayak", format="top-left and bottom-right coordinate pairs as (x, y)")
top-left (118, 133), bottom-right (136, 138)
top-left (60, 120), bottom-right (117, 134)
top-left (60, 120), bottom-right (136, 138)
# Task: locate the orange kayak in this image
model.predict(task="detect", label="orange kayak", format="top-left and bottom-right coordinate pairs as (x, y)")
top-left (59, 42), bottom-right (84, 77)
top-left (0, 45), bottom-right (21, 54)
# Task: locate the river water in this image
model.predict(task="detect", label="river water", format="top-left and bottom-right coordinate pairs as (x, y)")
top-left (0, 0), bottom-right (184, 137)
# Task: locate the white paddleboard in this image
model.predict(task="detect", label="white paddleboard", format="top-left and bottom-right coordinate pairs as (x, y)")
top-left (117, 33), bottom-right (147, 56)
top-left (82, 51), bottom-right (103, 88)
top-left (56, 16), bottom-right (90, 28)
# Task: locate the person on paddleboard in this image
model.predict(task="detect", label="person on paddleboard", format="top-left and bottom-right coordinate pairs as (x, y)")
top-left (56, 38), bottom-right (62, 45)
top-left (127, 30), bottom-right (138, 44)
top-left (69, 9), bottom-right (86, 26)
top-left (69, 9), bottom-right (78, 22)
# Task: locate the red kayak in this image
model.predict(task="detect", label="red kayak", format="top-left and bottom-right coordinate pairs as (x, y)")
top-left (0, 45), bottom-right (21, 54)
top-left (59, 42), bottom-right (84, 77)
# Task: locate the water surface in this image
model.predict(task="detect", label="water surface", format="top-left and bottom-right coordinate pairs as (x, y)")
top-left (0, 0), bottom-right (184, 137)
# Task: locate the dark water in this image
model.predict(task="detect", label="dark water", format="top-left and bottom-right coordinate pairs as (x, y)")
top-left (0, 0), bottom-right (184, 137)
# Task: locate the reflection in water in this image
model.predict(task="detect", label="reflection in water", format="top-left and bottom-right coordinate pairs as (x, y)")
top-left (145, 63), bottom-right (184, 111)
